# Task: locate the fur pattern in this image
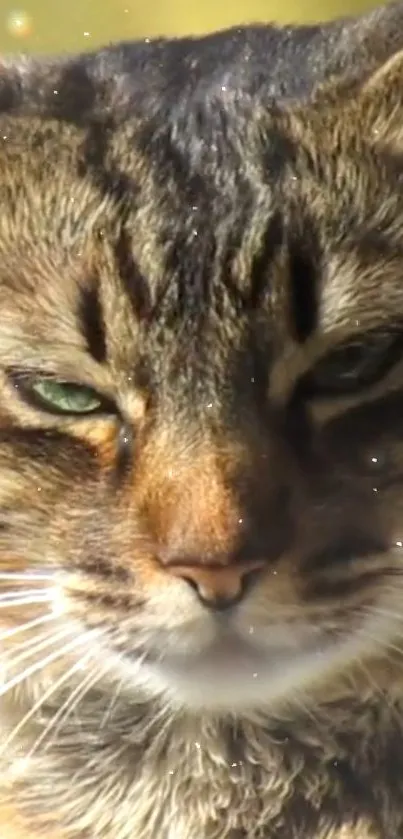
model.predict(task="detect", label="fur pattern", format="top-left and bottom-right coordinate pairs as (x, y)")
top-left (2, 4), bottom-right (403, 838)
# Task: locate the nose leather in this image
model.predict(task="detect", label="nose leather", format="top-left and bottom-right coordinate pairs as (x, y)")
top-left (167, 560), bottom-right (265, 608)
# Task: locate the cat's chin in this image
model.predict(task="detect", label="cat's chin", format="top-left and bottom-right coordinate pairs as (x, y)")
top-left (118, 634), bottom-right (349, 712)
top-left (95, 599), bottom-right (401, 712)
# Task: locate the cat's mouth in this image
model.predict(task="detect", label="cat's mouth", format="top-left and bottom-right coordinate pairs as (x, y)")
top-left (119, 628), bottom-right (340, 710)
top-left (147, 635), bottom-right (276, 673)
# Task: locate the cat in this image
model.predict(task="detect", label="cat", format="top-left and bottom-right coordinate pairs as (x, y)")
top-left (3, 2), bottom-right (403, 837)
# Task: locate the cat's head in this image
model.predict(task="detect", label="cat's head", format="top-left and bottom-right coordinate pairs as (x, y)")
top-left (2, 47), bottom-right (403, 716)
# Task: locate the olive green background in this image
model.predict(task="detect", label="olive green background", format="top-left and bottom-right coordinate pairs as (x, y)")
top-left (0, 0), bottom-right (382, 56)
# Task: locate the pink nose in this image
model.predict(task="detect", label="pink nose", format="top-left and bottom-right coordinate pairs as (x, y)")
top-left (166, 560), bottom-right (266, 609)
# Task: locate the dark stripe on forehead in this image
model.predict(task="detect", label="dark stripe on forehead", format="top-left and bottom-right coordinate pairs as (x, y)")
top-left (248, 211), bottom-right (284, 307)
top-left (135, 98), bottom-right (257, 215)
top-left (79, 282), bottom-right (107, 364)
top-left (136, 115), bottom-right (207, 203)
top-left (280, 205), bottom-right (322, 344)
top-left (114, 227), bottom-right (151, 321)
top-left (76, 116), bottom-right (139, 208)
top-left (75, 117), bottom-right (150, 322)
top-left (216, 210), bottom-right (283, 315)
top-left (287, 237), bottom-right (319, 344)
top-left (262, 124), bottom-right (298, 182)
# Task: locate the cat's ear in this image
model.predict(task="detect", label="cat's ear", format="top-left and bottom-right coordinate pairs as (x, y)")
top-left (357, 49), bottom-right (403, 146)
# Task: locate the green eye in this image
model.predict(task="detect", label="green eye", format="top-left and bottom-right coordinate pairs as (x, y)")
top-left (30, 380), bottom-right (102, 415)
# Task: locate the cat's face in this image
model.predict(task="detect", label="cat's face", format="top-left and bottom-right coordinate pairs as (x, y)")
top-left (2, 53), bottom-right (403, 715)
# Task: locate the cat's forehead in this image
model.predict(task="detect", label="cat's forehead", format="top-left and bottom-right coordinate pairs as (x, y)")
top-left (0, 99), bottom-right (400, 347)
top-left (0, 104), bottom-right (274, 304)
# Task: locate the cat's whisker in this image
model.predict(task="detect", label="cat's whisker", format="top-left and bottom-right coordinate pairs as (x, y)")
top-left (40, 661), bottom-right (110, 756)
top-left (378, 583), bottom-right (403, 597)
top-left (355, 659), bottom-right (403, 726)
top-left (356, 629), bottom-right (403, 659)
top-left (1, 626), bottom-right (75, 669)
top-left (0, 613), bottom-right (56, 643)
top-left (1, 628), bottom-right (70, 670)
top-left (359, 605), bottom-right (403, 624)
top-left (292, 692), bottom-right (325, 728)
top-left (0, 629), bottom-right (100, 698)
top-left (0, 573), bottom-right (55, 582)
top-left (100, 674), bottom-right (124, 730)
top-left (356, 660), bottom-right (386, 697)
top-left (0, 588), bottom-right (55, 601)
top-left (1, 649), bottom-right (97, 759)
top-left (0, 595), bottom-right (54, 609)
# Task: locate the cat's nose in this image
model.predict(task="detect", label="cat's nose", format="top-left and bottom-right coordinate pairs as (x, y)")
top-left (167, 560), bottom-right (265, 610)
top-left (137, 439), bottom-right (274, 608)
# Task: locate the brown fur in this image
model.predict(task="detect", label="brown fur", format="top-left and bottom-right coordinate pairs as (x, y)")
top-left (4, 5), bottom-right (403, 838)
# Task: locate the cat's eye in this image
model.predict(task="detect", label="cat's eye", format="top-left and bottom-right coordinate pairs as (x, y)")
top-left (303, 332), bottom-right (403, 397)
top-left (22, 379), bottom-right (105, 415)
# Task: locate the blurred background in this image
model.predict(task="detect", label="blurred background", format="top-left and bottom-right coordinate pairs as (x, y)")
top-left (0, 0), bottom-right (385, 55)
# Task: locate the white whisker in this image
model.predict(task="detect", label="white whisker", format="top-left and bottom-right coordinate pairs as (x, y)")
top-left (0, 589), bottom-right (54, 601)
top-left (0, 573), bottom-right (55, 582)
top-left (0, 613), bottom-right (56, 643)
top-left (1, 626), bottom-right (71, 666)
top-left (100, 673), bottom-right (124, 730)
top-left (0, 595), bottom-right (54, 609)
top-left (355, 659), bottom-right (403, 724)
top-left (293, 692), bottom-right (327, 730)
top-left (357, 660), bottom-right (385, 696)
top-left (39, 663), bottom-right (108, 757)
top-left (1, 626), bottom-right (75, 669)
top-left (357, 628), bottom-right (403, 658)
top-left (362, 605), bottom-right (403, 623)
top-left (0, 629), bottom-right (100, 698)
top-left (0, 649), bottom-right (96, 758)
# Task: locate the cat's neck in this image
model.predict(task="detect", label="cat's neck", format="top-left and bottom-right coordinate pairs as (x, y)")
top-left (3, 683), bottom-right (403, 839)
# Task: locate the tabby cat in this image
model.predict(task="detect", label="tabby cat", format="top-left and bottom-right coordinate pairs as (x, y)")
top-left (3, 2), bottom-right (403, 837)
